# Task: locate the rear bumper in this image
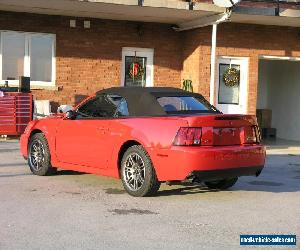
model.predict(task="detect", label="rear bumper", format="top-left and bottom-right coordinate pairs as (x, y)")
top-left (189, 166), bottom-right (264, 182)
top-left (150, 144), bottom-right (266, 181)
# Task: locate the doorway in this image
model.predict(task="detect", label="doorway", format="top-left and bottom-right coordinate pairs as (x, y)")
top-left (257, 57), bottom-right (300, 141)
top-left (215, 57), bottom-right (248, 114)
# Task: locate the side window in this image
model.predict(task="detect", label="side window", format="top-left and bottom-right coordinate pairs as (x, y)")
top-left (77, 94), bottom-right (129, 118)
top-left (109, 95), bottom-right (129, 117)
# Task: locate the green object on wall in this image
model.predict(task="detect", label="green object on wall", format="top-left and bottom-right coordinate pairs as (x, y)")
top-left (182, 79), bottom-right (193, 92)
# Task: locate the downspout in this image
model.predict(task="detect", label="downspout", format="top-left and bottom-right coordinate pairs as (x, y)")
top-left (210, 23), bottom-right (217, 105)
top-left (209, 9), bottom-right (232, 105)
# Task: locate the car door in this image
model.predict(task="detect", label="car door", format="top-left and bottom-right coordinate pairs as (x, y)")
top-left (55, 94), bottom-right (123, 169)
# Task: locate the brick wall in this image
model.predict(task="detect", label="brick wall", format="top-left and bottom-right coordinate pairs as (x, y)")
top-left (0, 11), bottom-right (182, 110)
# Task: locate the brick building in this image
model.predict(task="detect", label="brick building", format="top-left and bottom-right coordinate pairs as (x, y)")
top-left (0, 0), bottom-right (299, 140)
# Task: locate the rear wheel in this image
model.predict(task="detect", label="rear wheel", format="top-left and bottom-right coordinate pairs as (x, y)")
top-left (28, 133), bottom-right (57, 176)
top-left (121, 145), bottom-right (161, 197)
top-left (204, 178), bottom-right (238, 190)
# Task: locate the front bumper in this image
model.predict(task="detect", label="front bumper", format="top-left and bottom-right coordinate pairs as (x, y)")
top-left (20, 133), bottom-right (29, 159)
top-left (151, 144), bottom-right (266, 181)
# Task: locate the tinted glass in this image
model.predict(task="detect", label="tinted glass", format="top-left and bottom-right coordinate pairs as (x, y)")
top-left (2, 32), bottom-right (25, 80)
top-left (218, 64), bottom-right (240, 105)
top-left (157, 96), bottom-right (217, 114)
top-left (30, 35), bottom-right (53, 82)
top-left (124, 56), bottom-right (146, 87)
top-left (109, 95), bottom-right (129, 117)
top-left (77, 94), bottom-right (129, 118)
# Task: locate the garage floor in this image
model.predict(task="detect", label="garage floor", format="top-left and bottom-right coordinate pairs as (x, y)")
top-left (264, 138), bottom-right (300, 156)
top-left (0, 140), bottom-right (299, 249)
top-left (264, 138), bottom-right (300, 147)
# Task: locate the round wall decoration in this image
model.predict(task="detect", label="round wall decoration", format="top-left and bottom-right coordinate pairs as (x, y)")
top-left (129, 62), bottom-right (145, 79)
top-left (223, 67), bottom-right (240, 87)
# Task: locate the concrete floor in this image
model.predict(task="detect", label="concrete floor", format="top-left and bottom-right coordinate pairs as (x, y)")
top-left (264, 138), bottom-right (300, 148)
top-left (264, 138), bottom-right (300, 156)
top-left (0, 140), bottom-right (299, 250)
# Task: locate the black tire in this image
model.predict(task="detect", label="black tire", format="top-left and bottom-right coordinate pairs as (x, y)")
top-left (204, 178), bottom-right (238, 190)
top-left (28, 133), bottom-right (57, 176)
top-left (120, 145), bottom-right (161, 197)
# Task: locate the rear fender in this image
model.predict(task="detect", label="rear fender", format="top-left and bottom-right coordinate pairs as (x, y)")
top-left (108, 117), bottom-right (189, 179)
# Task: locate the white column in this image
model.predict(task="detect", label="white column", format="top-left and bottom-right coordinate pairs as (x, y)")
top-left (210, 23), bottom-right (217, 105)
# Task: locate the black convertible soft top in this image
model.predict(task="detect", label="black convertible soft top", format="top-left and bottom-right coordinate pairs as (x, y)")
top-left (96, 87), bottom-right (215, 117)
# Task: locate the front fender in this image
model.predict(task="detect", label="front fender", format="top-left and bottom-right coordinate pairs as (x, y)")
top-left (20, 118), bottom-right (61, 166)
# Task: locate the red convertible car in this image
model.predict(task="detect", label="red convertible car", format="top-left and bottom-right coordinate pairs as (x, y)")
top-left (20, 87), bottom-right (266, 196)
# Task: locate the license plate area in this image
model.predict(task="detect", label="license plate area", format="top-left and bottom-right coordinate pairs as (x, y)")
top-left (213, 127), bottom-right (241, 145)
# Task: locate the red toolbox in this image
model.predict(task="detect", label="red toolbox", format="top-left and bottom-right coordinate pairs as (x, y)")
top-left (0, 92), bottom-right (33, 136)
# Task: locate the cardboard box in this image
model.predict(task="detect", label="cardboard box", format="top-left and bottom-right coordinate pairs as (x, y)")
top-left (262, 128), bottom-right (277, 139)
top-left (256, 109), bottom-right (272, 129)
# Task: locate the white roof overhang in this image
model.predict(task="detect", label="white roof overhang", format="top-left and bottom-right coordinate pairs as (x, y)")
top-left (0, 0), bottom-right (299, 28)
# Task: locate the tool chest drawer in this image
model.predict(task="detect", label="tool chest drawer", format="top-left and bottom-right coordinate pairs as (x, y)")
top-left (0, 92), bottom-right (33, 135)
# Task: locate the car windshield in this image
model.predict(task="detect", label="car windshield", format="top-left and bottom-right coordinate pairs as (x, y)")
top-left (157, 96), bottom-right (219, 114)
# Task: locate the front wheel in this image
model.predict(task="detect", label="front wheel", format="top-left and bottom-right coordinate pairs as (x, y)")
top-left (28, 133), bottom-right (57, 176)
top-left (204, 178), bottom-right (238, 190)
top-left (120, 145), bottom-right (161, 197)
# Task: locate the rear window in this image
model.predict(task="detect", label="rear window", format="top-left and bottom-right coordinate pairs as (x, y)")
top-left (157, 96), bottom-right (218, 114)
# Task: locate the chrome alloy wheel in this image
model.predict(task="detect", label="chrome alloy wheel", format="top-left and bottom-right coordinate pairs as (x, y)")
top-left (29, 140), bottom-right (46, 171)
top-left (123, 153), bottom-right (146, 191)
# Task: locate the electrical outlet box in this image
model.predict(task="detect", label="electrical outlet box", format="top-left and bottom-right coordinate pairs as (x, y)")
top-left (84, 20), bottom-right (91, 29)
top-left (70, 20), bottom-right (76, 28)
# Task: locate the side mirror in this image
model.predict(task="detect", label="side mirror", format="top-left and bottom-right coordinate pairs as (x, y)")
top-left (65, 110), bottom-right (77, 120)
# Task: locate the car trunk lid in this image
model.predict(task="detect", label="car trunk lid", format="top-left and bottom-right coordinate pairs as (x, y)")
top-left (180, 114), bottom-right (260, 146)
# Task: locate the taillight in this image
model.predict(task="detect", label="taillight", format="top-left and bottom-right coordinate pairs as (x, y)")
top-left (243, 126), bottom-right (259, 144)
top-left (173, 127), bottom-right (202, 146)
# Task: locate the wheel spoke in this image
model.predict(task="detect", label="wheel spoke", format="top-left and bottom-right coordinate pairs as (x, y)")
top-left (136, 174), bottom-right (144, 185)
top-left (128, 175), bottom-right (134, 184)
top-left (36, 160), bottom-right (40, 170)
top-left (32, 157), bottom-right (37, 165)
top-left (137, 163), bottom-right (144, 171)
top-left (134, 178), bottom-right (138, 190)
top-left (128, 155), bottom-right (134, 166)
top-left (125, 166), bottom-right (132, 172)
